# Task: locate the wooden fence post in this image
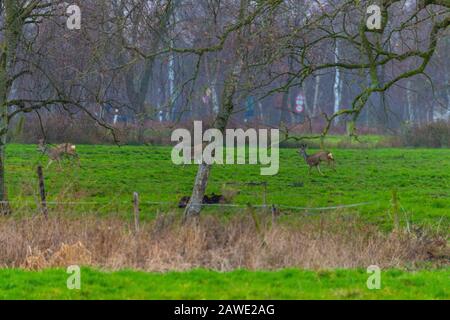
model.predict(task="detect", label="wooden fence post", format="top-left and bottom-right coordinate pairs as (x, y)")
top-left (133, 192), bottom-right (140, 232)
top-left (37, 166), bottom-right (48, 219)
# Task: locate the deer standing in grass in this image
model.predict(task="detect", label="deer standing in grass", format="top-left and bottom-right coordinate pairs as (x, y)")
top-left (299, 143), bottom-right (335, 175)
top-left (37, 139), bottom-right (79, 169)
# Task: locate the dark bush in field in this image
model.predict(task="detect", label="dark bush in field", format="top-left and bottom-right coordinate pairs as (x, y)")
top-left (12, 112), bottom-right (450, 148)
top-left (15, 113), bottom-right (114, 144)
top-left (398, 121), bottom-right (450, 148)
top-left (12, 113), bottom-right (174, 145)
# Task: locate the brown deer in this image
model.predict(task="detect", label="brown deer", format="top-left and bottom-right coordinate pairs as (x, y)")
top-left (299, 143), bottom-right (335, 175)
top-left (37, 139), bottom-right (79, 169)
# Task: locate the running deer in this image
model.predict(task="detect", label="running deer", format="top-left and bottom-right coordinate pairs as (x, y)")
top-left (299, 143), bottom-right (335, 175)
top-left (37, 139), bottom-right (79, 169)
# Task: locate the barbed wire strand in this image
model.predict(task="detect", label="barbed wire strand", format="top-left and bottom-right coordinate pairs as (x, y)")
top-left (0, 200), bottom-right (378, 210)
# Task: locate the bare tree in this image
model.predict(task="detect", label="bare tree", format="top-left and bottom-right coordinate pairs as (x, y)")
top-left (271, 0), bottom-right (449, 141)
top-left (0, 0), bottom-right (115, 213)
top-left (182, 0), bottom-right (449, 218)
top-left (1, 1), bottom-right (65, 213)
top-left (183, 0), bottom-right (252, 219)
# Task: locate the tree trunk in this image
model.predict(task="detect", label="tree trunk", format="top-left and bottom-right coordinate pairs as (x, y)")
top-left (447, 85), bottom-right (450, 121)
top-left (313, 75), bottom-right (321, 116)
top-left (183, 162), bottom-right (211, 218)
top-left (378, 64), bottom-right (388, 130)
top-left (280, 57), bottom-right (294, 125)
top-left (279, 91), bottom-right (290, 125)
top-left (184, 60), bottom-right (244, 219)
top-left (211, 79), bottom-right (220, 115)
top-left (204, 57), bottom-right (220, 116)
top-left (183, 0), bottom-right (247, 218)
top-left (0, 0), bottom-right (22, 214)
top-left (125, 58), bottom-right (154, 143)
top-left (406, 79), bottom-right (415, 123)
top-left (257, 101), bottom-right (264, 123)
top-left (0, 64), bottom-right (11, 214)
top-left (168, 43), bottom-right (176, 121)
top-left (0, 118), bottom-right (10, 215)
top-left (168, 0), bottom-right (181, 121)
top-left (0, 71), bottom-right (7, 209)
top-left (333, 39), bottom-right (342, 124)
top-left (446, 37), bottom-right (450, 121)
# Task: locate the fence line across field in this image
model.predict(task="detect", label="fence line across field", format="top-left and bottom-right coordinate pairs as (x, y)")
top-left (0, 199), bottom-right (378, 211)
top-left (1, 165), bottom-right (445, 220)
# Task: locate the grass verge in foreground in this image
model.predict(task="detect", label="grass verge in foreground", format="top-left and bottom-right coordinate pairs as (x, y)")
top-left (0, 268), bottom-right (448, 300)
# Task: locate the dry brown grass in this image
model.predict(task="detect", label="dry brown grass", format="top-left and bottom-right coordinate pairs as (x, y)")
top-left (0, 213), bottom-right (447, 271)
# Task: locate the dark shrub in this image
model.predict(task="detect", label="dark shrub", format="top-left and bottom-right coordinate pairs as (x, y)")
top-left (399, 121), bottom-right (450, 148)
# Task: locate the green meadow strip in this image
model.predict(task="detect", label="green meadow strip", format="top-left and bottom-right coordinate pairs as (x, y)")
top-left (0, 268), bottom-right (448, 300)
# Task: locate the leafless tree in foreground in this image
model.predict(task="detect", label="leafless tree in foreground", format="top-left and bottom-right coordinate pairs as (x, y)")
top-left (0, 0), bottom-right (115, 213)
top-left (1, 1), bottom-right (449, 220)
top-left (180, 0), bottom-right (449, 219)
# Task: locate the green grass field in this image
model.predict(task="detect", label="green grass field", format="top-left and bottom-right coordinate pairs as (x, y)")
top-left (0, 268), bottom-right (448, 300)
top-left (1, 143), bottom-right (449, 300)
top-left (5, 144), bottom-right (450, 227)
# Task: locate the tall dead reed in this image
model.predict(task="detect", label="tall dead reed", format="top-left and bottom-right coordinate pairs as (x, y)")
top-left (0, 212), bottom-right (447, 271)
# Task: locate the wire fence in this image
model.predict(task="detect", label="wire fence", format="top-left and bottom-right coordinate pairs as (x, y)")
top-left (0, 200), bottom-right (378, 210)
top-left (1, 198), bottom-right (447, 225)
top-left (2, 149), bottom-right (449, 221)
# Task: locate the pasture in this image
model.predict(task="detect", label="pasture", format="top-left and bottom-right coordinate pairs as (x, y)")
top-left (5, 143), bottom-right (450, 228)
top-left (0, 268), bottom-right (448, 300)
top-left (1, 142), bottom-right (449, 300)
